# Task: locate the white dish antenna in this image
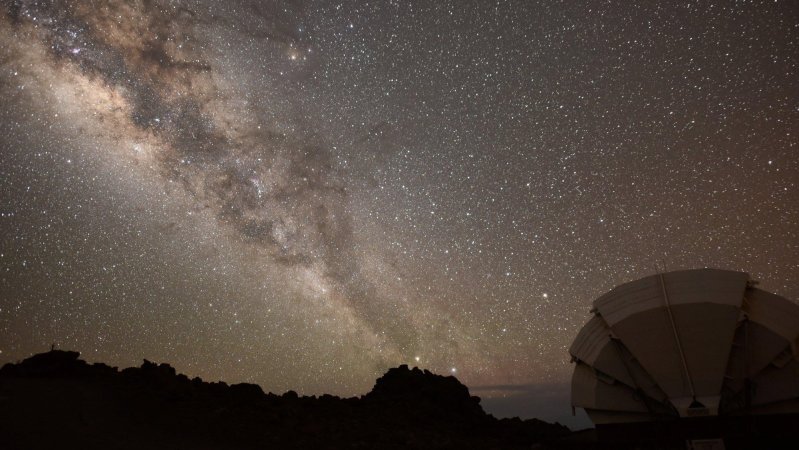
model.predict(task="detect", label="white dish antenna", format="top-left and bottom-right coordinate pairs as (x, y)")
top-left (570, 269), bottom-right (799, 425)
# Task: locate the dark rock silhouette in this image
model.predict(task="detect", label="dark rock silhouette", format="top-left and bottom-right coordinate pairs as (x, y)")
top-left (0, 350), bottom-right (569, 449)
top-left (366, 364), bottom-right (484, 415)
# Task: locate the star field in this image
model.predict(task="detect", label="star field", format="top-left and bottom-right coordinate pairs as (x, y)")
top-left (1, 0), bottom-right (797, 427)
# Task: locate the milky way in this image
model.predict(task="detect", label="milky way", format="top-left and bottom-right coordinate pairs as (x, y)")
top-left (1, 1), bottom-right (797, 426)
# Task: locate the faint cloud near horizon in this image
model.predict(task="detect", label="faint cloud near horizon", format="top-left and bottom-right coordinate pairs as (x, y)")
top-left (470, 382), bottom-right (592, 431)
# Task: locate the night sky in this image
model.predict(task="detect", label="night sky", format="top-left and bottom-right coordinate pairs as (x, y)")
top-left (1, 0), bottom-right (797, 428)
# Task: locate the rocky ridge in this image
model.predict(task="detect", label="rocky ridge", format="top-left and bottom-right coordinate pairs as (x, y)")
top-left (0, 350), bottom-right (569, 449)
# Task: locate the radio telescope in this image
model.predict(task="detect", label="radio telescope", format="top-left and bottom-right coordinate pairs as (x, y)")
top-left (570, 269), bottom-right (799, 445)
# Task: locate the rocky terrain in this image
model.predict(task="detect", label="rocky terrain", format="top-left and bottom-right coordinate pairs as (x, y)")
top-left (0, 350), bottom-right (570, 449)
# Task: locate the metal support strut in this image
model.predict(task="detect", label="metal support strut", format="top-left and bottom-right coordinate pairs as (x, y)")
top-left (659, 273), bottom-right (697, 400)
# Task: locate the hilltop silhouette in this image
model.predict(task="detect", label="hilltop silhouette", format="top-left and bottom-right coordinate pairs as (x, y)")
top-left (0, 350), bottom-right (569, 449)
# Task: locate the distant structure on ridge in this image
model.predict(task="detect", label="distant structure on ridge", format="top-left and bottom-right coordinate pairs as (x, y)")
top-left (569, 268), bottom-right (799, 447)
